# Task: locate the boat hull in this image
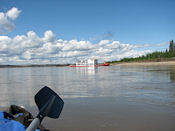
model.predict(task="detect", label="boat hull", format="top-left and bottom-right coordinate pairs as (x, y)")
top-left (69, 65), bottom-right (99, 67)
top-left (69, 64), bottom-right (109, 67)
top-left (101, 63), bottom-right (110, 66)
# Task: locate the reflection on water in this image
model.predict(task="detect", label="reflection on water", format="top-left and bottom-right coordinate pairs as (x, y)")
top-left (147, 67), bottom-right (175, 82)
top-left (0, 65), bottom-right (175, 108)
top-left (76, 67), bottom-right (98, 75)
top-left (170, 68), bottom-right (175, 82)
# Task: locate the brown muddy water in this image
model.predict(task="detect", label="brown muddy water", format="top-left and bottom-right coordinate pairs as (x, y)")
top-left (0, 65), bottom-right (175, 131)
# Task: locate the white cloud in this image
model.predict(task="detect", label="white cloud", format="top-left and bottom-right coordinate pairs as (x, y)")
top-left (6, 7), bottom-right (21, 20)
top-left (62, 40), bottom-right (94, 51)
top-left (0, 30), bottom-right (161, 65)
top-left (43, 30), bottom-right (56, 42)
top-left (0, 12), bottom-right (14, 34)
top-left (98, 40), bottom-right (111, 46)
top-left (22, 50), bottom-right (33, 60)
top-left (0, 7), bottom-right (21, 34)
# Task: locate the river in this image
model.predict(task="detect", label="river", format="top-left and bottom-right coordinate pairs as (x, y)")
top-left (0, 65), bottom-right (175, 130)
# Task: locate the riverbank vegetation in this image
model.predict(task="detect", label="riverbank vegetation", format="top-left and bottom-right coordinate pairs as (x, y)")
top-left (109, 50), bottom-right (175, 63)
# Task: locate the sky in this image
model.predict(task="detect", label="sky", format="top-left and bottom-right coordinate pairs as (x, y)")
top-left (0, 0), bottom-right (174, 64)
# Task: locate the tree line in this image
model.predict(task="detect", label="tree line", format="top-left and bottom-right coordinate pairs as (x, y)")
top-left (109, 49), bottom-right (175, 63)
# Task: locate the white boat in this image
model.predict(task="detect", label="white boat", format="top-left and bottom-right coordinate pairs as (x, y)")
top-left (70, 59), bottom-right (98, 67)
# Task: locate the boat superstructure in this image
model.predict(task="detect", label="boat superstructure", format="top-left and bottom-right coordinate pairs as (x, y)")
top-left (70, 59), bottom-right (98, 67)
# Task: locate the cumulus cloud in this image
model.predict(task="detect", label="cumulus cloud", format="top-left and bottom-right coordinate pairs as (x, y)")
top-left (43, 30), bottom-right (56, 42)
top-left (98, 40), bottom-right (111, 46)
top-left (0, 7), bottom-right (21, 34)
top-left (62, 40), bottom-right (94, 51)
top-left (6, 7), bottom-right (21, 20)
top-left (0, 30), bottom-right (158, 65)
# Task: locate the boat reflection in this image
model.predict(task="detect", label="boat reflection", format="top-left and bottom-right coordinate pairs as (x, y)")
top-left (76, 67), bottom-right (98, 75)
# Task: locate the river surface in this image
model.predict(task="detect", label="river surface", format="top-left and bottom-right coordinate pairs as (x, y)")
top-left (0, 65), bottom-right (175, 107)
top-left (0, 65), bottom-right (175, 131)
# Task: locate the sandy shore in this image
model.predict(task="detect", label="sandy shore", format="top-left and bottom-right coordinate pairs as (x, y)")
top-left (111, 60), bottom-right (175, 66)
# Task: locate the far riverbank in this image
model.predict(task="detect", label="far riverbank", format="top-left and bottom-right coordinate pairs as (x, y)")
top-left (0, 64), bottom-right (69, 68)
top-left (111, 60), bottom-right (175, 66)
top-left (1, 59), bottom-right (175, 68)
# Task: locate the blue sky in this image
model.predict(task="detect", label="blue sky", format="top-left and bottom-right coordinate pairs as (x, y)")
top-left (0, 0), bottom-right (175, 64)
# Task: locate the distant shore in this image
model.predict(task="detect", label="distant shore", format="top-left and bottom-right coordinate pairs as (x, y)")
top-left (111, 60), bottom-right (175, 66)
top-left (0, 64), bottom-right (69, 68)
top-left (1, 59), bottom-right (175, 68)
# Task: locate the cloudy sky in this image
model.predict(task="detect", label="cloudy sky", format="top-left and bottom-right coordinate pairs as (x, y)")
top-left (0, 0), bottom-right (174, 64)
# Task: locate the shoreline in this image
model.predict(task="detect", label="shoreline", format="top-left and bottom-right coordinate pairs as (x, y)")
top-left (0, 59), bottom-right (175, 68)
top-left (0, 64), bottom-right (69, 68)
top-left (110, 60), bottom-right (175, 66)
